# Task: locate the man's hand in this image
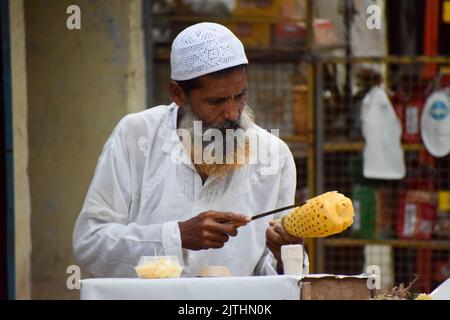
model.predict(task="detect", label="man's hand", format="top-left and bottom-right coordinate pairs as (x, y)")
top-left (178, 210), bottom-right (250, 250)
top-left (266, 220), bottom-right (304, 274)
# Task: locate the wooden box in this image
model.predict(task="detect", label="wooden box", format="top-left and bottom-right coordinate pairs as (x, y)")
top-left (300, 274), bottom-right (375, 300)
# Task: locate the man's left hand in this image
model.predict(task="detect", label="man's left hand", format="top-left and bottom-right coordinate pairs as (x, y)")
top-left (266, 220), bottom-right (303, 274)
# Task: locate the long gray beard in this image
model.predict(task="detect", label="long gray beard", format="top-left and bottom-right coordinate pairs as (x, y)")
top-left (177, 104), bottom-right (255, 174)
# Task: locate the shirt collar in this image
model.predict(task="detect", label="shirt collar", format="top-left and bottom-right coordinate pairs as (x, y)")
top-left (161, 103), bottom-right (196, 170)
top-left (161, 103), bottom-right (179, 154)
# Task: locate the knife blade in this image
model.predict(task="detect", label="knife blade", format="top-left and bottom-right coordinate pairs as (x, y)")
top-left (251, 202), bottom-right (305, 221)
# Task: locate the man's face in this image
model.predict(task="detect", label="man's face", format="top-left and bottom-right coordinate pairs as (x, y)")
top-left (174, 67), bottom-right (253, 177)
top-left (184, 68), bottom-right (248, 128)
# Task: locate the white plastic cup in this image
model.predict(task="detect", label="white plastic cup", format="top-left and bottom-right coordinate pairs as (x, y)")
top-left (281, 244), bottom-right (304, 275)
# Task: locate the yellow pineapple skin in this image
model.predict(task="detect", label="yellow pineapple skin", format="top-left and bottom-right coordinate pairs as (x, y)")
top-left (281, 191), bottom-right (354, 238)
top-left (415, 294), bottom-right (432, 300)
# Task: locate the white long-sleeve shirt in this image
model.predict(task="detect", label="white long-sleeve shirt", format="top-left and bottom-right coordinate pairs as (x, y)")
top-left (73, 103), bottom-right (301, 278)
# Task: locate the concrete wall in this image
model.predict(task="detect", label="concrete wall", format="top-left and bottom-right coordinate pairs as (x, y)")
top-left (24, 0), bottom-right (146, 299)
top-left (10, 0), bottom-right (32, 300)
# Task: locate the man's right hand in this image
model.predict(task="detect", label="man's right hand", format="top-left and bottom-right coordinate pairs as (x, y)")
top-left (178, 211), bottom-right (250, 250)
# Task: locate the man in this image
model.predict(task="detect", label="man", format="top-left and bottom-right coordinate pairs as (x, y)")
top-left (73, 22), bottom-right (306, 278)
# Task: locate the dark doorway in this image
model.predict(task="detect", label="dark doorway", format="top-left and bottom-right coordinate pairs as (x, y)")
top-left (1, 0), bottom-right (7, 300)
top-left (387, 0), bottom-right (450, 55)
top-left (387, 0), bottom-right (425, 55)
top-left (1, 0), bottom-right (14, 300)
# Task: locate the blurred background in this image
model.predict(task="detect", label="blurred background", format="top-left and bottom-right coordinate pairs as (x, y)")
top-left (1, 0), bottom-right (449, 299)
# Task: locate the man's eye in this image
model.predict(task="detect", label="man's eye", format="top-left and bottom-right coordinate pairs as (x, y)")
top-left (212, 98), bottom-right (227, 105)
top-left (235, 92), bottom-right (247, 100)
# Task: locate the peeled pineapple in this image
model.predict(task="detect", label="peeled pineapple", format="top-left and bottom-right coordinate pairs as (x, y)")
top-left (281, 191), bottom-right (354, 237)
top-left (415, 294), bottom-right (432, 300)
top-left (134, 257), bottom-right (183, 279)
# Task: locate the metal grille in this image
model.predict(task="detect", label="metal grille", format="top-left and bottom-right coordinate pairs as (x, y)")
top-left (314, 57), bottom-right (450, 294)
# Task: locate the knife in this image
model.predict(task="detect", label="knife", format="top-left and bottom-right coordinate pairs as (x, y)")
top-left (251, 202), bottom-right (305, 221)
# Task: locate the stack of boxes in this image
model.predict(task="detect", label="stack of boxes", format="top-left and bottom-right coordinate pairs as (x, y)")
top-left (230, 0), bottom-right (335, 49)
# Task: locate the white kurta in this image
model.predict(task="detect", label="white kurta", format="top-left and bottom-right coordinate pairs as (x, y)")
top-left (73, 103), bottom-right (298, 278)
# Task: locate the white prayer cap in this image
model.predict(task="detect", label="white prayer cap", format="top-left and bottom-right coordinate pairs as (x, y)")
top-left (170, 22), bottom-right (248, 81)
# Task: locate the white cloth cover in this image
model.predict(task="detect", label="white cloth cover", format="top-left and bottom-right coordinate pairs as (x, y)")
top-left (421, 90), bottom-right (450, 158)
top-left (170, 22), bottom-right (248, 81)
top-left (80, 276), bottom-right (301, 300)
top-left (361, 86), bottom-right (406, 179)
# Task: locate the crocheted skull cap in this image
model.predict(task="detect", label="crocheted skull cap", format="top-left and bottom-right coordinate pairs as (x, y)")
top-left (170, 22), bottom-right (248, 81)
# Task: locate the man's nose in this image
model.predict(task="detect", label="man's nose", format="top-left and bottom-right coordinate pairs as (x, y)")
top-left (223, 99), bottom-right (240, 122)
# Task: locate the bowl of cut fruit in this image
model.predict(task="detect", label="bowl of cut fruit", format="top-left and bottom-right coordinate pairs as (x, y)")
top-left (134, 256), bottom-right (183, 279)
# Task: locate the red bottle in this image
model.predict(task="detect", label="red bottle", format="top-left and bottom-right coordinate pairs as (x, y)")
top-left (393, 80), bottom-right (426, 144)
top-left (402, 95), bottom-right (424, 143)
top-left (396, 161), bottom-right (437, 240)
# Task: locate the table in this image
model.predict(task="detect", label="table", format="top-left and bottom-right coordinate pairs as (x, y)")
top-left (80, 275), bottom-right (301, 300)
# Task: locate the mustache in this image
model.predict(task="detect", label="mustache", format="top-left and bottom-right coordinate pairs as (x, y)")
top-left (205, 119), bottom-right (242, 133)
top-left (178, 103), bottom-right (254, 133)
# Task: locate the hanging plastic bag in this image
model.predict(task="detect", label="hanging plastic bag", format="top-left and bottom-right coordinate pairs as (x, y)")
top-left (421, 90), bottom-right (450, 158)
top-left (361, 86), bottom-right (406, 179)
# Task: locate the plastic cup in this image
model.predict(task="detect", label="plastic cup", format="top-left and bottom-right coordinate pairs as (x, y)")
top-left (281, 244), bottom-right (304, 275)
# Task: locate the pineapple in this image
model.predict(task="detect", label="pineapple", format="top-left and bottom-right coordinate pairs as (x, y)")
top-left (134, 257), bottom-right (183, 279)
top-left (415, 294), bottom-right (432, 300)
top-left (281, 191), bottom-right (354, 237)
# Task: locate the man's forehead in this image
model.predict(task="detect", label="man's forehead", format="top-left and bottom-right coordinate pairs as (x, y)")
top-left (200, 72), bottom-right (247, 94)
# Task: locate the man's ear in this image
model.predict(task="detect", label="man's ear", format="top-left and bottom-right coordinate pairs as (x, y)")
top-left (169, 81), bottom-right (187, 107)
